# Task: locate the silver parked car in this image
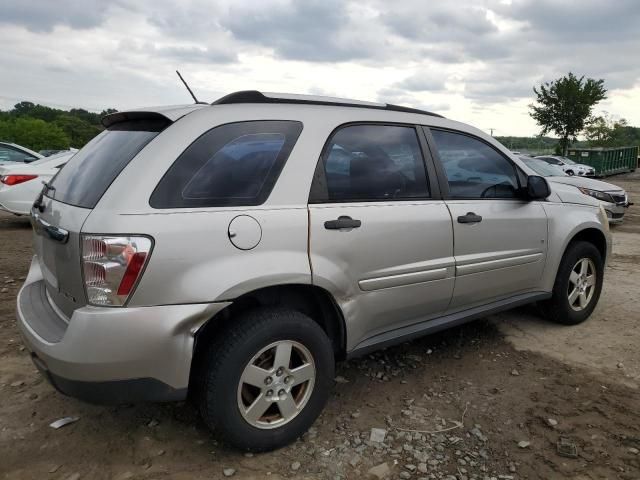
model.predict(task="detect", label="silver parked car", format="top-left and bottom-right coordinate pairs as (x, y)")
top-left (520, 157), bottom-right (631, 223)
top-left (535, 155), bottom-right (595, 176)
top-left (17, 91), bottom-right (611, 451)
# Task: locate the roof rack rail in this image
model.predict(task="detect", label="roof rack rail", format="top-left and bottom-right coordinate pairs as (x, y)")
top-left (212, 90), bottom-right (444, 118)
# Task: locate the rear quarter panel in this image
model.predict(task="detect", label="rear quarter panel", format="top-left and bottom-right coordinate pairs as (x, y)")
top-left (82, 207), bottom-right (311, 306)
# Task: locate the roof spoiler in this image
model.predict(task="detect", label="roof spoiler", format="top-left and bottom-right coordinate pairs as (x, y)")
top-left (101, 111), bottom-right (173, 129)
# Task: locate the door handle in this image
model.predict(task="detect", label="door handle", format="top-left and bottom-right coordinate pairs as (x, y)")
top-left (457, 212), bottom-right (483, 224)
top-left (324, 216), bottom-right (362, 230)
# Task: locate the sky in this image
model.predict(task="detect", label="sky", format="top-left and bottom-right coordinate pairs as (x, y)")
top-left (1, 0), bottom-right (639, 137)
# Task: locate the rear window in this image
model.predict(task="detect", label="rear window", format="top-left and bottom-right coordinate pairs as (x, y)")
top-left (150, 120), bottom-right (303, 208)
top-left (48, 119), bottom-right (167, 208)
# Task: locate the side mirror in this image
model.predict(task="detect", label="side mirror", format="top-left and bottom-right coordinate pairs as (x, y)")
top-left (527, 175), bottom-right (551, 200)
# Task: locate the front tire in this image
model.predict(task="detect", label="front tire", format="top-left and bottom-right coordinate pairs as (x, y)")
top-left (539, 241), bottom-right (603, 325)
top-left (197, 307), bottom-right (334, 451)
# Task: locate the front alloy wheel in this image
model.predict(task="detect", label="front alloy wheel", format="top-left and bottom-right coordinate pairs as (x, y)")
top-left (539, 240), bottom-right (603, 325)
top-left (567, 258), bottom-right (596, 311)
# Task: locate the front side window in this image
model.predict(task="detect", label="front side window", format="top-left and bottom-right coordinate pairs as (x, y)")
top-left (151, 121), bottom-right (302, 208)
top-left (430, 130), bottom-right (519, 199)
top-left (312, 124), bottom-right (430, 202)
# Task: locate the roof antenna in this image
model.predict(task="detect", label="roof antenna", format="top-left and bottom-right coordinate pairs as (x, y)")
top-left (176, 70), bottom-right (204, 104)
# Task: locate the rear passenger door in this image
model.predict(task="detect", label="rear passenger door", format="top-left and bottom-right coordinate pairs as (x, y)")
top-left (425, 128), bottom-right (548, 310)
top-left (308, 124), bottom-right (455, 351)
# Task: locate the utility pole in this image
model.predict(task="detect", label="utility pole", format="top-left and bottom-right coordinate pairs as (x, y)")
top-left (489, 128), bottom-right (495, 137)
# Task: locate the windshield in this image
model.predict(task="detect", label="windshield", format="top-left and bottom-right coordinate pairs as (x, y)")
top-left (562, 157), bottom-right (576, 165)
top-left (521, 157), bottom-right (566, 177)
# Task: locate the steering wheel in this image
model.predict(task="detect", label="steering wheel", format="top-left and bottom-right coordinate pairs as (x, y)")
top-left (480, 184), bottom-right (496, 198)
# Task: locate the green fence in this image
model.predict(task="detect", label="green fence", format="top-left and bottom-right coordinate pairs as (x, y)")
top-left (566, 146), bottom-right (638, 177)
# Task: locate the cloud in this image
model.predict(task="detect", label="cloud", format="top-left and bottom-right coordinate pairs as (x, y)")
top-left (0, 0), bottom-right (639, 137)
top-left (377, 87), bottom-right (449, 113)
top-left (124, 41), bottom-right (237, 65)
top-left (395, 72), bottom-right (446, 92)
top-left (0, 0), bottom-right (111, 32)
top-left (218, 0), bottom-right (381, 62)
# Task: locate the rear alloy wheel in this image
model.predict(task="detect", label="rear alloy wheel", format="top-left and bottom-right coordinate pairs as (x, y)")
top-left (539, 241), bottom-right (603, 325)
top-left (237, 340), bottom-right (316, 429)
top-left (197, 307), bottom-right (334, 451)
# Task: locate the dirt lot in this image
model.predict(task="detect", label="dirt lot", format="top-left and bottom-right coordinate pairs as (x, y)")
top-left (1, 172), bottom-right (639, 480)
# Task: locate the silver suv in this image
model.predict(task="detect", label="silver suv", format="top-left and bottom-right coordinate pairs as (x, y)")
top-left (17, 91), bottom-right (611, 451)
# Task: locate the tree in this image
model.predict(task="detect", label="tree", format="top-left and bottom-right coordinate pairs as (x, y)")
top-left (585, 113), bottom-right (640, 147)
top-left (0, 101), bottom-right (117, 149)
top-left (530, 72), bottom-right (607, 155)
top-left (0, 117), bottom-right (69, 150)
top-left (54, 114), bottom-right (102, 148)
top-left (584, 114), bottom-right (613, 145)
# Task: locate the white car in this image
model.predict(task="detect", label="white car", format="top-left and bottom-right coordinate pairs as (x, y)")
top-left (0, 151), bottom-right (73, 215)
top-left (521, 157), bottom-right (630, 223)
top-left (535, 155), bottom-right (595, 176)
top-left (0, 141), bottom-right (44, 165)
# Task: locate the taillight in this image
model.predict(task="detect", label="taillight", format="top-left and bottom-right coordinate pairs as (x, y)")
top-left (0, 174), bottom-right (38, 186)
top-left (81, 235), bottom-right (153, 306)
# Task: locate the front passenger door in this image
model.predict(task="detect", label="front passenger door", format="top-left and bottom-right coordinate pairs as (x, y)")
top-left (427, 128), bottom-right (548, 310)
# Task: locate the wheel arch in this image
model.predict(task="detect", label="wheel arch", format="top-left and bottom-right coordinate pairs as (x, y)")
top-left (565, 227), bottom-right (608, 263)
top-left (191, 284), bottom-right (347, 383)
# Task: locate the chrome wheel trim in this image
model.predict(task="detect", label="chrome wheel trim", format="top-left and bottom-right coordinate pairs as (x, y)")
top-left (568, 258), bottom-right (596, 312)
top-left (236, 340), bottom-right (316, 430)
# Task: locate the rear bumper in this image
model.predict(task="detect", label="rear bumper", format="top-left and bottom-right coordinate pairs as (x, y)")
top-left (17, 256), bottom-right (230, 404)
top-left (0, 189), bottom-right (32, 215)
top-left (0, 201), bottom-right (25, 215)
top-left (31, 355), bottom-right (186, 404)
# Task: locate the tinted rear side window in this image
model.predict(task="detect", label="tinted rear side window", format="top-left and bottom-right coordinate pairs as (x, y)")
top-left (150, 121), bottom-right (303, 208)
top-left (49, 119), bottom-right (166, 208)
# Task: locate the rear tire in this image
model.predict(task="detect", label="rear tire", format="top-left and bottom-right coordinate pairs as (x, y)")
top-left (197, 307), bottom-right (334, 451)
top-left (539, 241), bottom-right (603, 325)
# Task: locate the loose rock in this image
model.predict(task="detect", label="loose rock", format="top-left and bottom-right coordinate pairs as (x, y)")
top-left (368, 462), bottom-right (391, 479)
top-left (223, 468), bottom-right (236, 477)
top-left (370, 427), bottom-right (387, 443)
top-left (517, 440), bottom-right (531, 448)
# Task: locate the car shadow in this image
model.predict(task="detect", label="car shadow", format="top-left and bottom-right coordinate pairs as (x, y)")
top-left (0, 213), bottom-right (32, 229)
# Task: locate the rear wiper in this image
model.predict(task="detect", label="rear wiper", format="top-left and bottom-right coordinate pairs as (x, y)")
top-left (33, 181), bottom-right (54, 213)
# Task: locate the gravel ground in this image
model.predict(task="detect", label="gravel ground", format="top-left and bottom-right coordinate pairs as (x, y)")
top-left (1, 171), bottom-right (639, 480)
